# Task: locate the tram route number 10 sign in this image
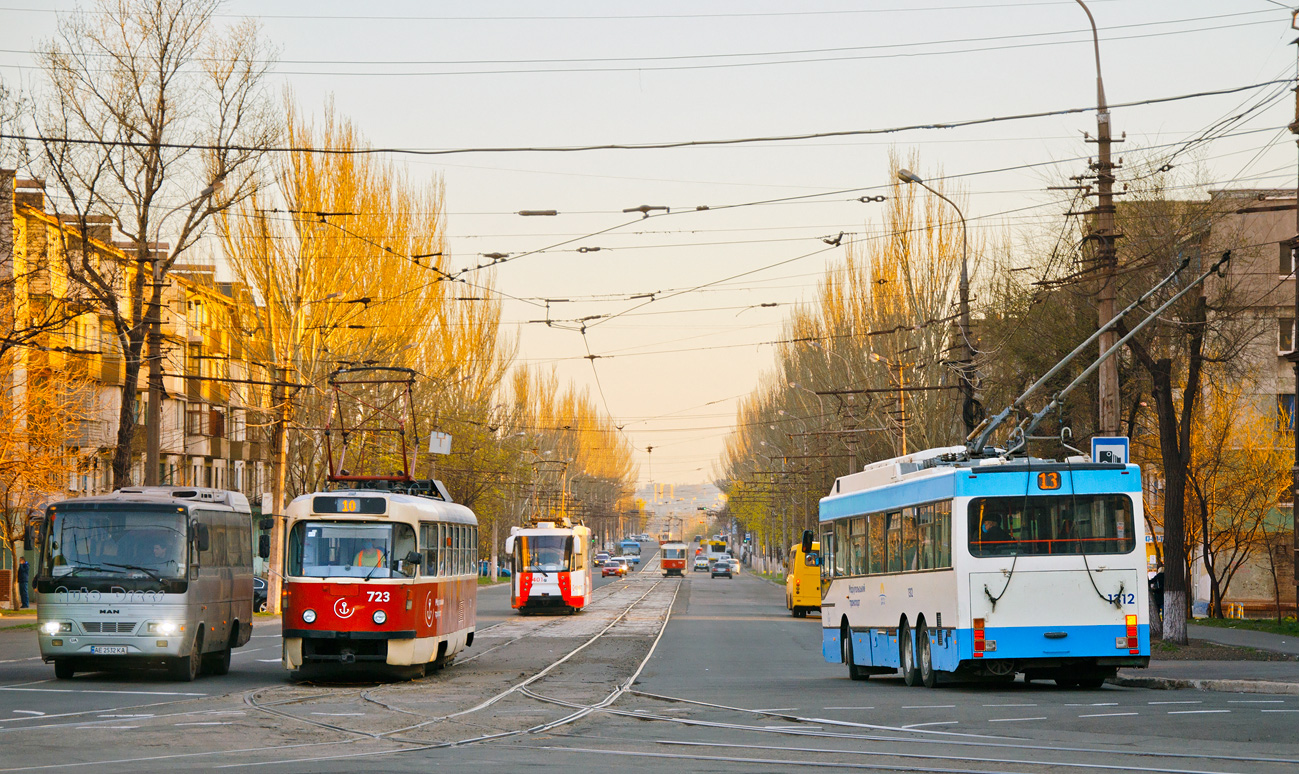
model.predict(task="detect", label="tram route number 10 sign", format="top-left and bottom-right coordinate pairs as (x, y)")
top-left (1090, 436), bottom-right (1129, 465)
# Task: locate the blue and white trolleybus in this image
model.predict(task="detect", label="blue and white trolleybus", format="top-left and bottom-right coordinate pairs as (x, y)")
top-left (817, 445), bottom-right (1149, 689)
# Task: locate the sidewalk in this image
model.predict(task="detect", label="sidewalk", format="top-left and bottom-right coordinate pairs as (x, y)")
top-left (0, 612), bottom-right (36, 630)
top-left (1112, 624), bottom-right (1299, 695)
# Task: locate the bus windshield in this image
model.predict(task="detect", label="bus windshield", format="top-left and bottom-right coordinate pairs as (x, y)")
top-left (619, 541), bottom-right (641, 556)
top-left (968, 494), bottom-right (1135, 557)
top-left (288, 521), bottom-right (416, 579)
top-left (43, 507), bottom-right (187, 581)
top-left (519, 535), bottom-right (571, 572)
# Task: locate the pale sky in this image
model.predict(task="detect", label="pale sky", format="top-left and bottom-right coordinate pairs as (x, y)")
top-left (2, 1), bottom-right (1294, 485)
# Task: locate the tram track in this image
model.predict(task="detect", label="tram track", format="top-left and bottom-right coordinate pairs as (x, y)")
top-left (234, 572), bottom-right (675, 754)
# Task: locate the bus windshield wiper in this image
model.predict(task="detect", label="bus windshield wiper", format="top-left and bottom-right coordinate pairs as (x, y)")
top-left (98, 561), bottom-right (165, 583)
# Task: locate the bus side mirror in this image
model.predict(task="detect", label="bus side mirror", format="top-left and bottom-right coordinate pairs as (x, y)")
top-left (194, 522), bottom-right (210, 553)
top-left (801, 529), bottom-right (813, 555)
top-left (504, 536), bottom-right (515, 556)
top-left (22, 524), bottom-right (34, 552)
top-left (258, 534), bottom-right (271, 560)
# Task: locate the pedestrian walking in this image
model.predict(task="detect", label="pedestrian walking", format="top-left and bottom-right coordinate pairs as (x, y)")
top-left (17, 557), bottom-right (31, 609)
top-left (1149, 565), bottom-right (1165, 621)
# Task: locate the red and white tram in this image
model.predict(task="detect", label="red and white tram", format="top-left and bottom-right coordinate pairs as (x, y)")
top-left (280, 487), bottom-right (478, 676)
top-left (660, 541), bottom-right (689, 577)
top-left (505, 519), bottom-right (592, 614)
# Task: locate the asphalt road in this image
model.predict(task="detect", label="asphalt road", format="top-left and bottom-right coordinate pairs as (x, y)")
top-left (2, 542), bottom-right (1296, 773)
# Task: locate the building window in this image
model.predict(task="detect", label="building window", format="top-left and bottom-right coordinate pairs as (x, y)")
top-left (1279, 394), bottom-right (1296, 432)
top-left (1282, 318), bottom-right (1295, 353)
top-left (1283, 242), bottom-right (1297, 276)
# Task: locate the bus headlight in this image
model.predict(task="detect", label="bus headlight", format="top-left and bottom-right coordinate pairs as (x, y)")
top-left (147, 621), bottom-right (180, 636)
top-left (40, 621), bottom-right (71, 635)
top-left (372, 610), bottom-right (387, 625)
top-left (302, 609), bottom-right (317, 624)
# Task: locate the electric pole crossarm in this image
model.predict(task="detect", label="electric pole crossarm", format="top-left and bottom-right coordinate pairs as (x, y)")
top-left (967, 254), bottom-right (1192, 454)
top-left (1009, 251), bottom-right (1230, 455)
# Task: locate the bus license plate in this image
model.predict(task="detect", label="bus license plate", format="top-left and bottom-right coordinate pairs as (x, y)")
top-left (90, 646), bottom-right (128, 655)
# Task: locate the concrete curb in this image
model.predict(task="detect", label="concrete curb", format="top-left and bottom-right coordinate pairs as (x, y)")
top-left (1109, 675), bottom-right (1299, 695)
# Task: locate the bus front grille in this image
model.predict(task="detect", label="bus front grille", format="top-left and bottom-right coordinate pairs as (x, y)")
top-left (82, 621), bottom-right (137, 634)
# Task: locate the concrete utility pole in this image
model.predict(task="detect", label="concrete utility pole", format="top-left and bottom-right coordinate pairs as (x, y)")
top-left (1288, 11), bottom-right (1299, 620)
top-left (1075, 0), bottom-right (1123, 436)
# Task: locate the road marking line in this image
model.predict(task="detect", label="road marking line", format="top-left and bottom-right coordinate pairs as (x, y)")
top-left (989, 717), bottom-right (1047, 722)
top-left (1261, 709), bottom-right (1299, 713)
top-left (902, 721), bottom-right (959, 728)
top-left (1168, 709), bottom-right (1231, 715)
top-left (0, 687), bottom-right (205, 697)
top-left (175, 721), bottom-right (232, 726)
top-left (1228, 700), bottom-right (1284, 704)
top-left (1089, 702), bottom-right (1119, 706)
top-left (256, 659), bottom-right (281, 663)
top-left (10, 711), bottom-right (44, 716)
top-left (310, 713), bottom-right (365, 717)
top-left (1149, 700), bottom-right (1201, 705)
top-left (75, 725), bottom-right (137, 729)
top-left (1078, 712), bottom-right (1139, 718)
top-left (0, 658), bottom-right (42, 664)
top-left (97, 715), bottom-right (153, 718)
top-left (823, 706), bottom-right (875, 710)
top-left (982, 703), bottom-right (1036, 707)
top-left (902, 704), bottom-right (955, 709)
top-left (754, 708), bottom-right (796, 712)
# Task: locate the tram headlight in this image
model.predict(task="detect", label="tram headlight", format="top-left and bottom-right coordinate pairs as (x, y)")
top-left (301, 609), bottom-right (317, 624)
top-left (40, 621), bottom-right (71, 636)
top-left (372, 610), bottom-right (387, 625)
top-left (147, 621), bottom-right (181, 636)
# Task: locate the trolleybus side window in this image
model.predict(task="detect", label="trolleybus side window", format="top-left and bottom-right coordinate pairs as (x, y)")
top-left (848, 517), bottom-right (865, 576)
top-left (902, 508), bottom-right (918, 571)
top-left (967, 494), bottom-right (1135, 557)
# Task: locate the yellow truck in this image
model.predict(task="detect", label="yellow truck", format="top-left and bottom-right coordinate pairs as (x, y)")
top-left (785, 540), bottom-right (823, 618)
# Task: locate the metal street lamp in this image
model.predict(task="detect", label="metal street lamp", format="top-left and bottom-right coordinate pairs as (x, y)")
top-left (896, 168), bottom-right (979, 439)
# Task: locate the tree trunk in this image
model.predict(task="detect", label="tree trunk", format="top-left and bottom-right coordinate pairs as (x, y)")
top-left (1148, 584), bottom-right (1163, 640)
top-left (1151, 358), bottom-right (1190, 644)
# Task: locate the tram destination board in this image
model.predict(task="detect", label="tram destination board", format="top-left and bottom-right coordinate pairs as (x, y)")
top-left (312, 495), bottom-right (386, 514)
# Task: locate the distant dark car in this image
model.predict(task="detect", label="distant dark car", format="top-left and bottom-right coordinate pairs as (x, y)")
top-left (594, 552), bottom-right (610, 567)
top-left (253, 576), bottom-right (268, 613)
top-left (711, 558), bottom-right (732, 579)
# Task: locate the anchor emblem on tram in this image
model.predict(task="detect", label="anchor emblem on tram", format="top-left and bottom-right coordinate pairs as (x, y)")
top-left (424, 592), bottom-right (436, 627)
top-left (334, 598), bottom-right (356, 619)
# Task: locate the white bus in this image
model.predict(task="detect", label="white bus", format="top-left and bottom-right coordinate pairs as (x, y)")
top-left (817, 446), bottom-right (1149, 689)
top-left (34, 487), bottom-right (257, 682)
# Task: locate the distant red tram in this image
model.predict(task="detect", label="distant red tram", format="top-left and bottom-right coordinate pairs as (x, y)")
top-left (660, 541), bottom-right (689, 577)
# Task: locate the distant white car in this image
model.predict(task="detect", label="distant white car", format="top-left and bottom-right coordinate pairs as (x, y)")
top-left (693, 556), bottom-right (709, 572)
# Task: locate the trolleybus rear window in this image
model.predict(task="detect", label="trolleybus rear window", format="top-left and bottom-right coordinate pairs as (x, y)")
top-left (968, 494), bottom-right (1135, 557)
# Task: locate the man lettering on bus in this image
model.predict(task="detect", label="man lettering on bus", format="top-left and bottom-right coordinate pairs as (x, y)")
top-left (354, 541), bottom-right (386, 568)
top-left (980, 514), bottom-right (1013, 548)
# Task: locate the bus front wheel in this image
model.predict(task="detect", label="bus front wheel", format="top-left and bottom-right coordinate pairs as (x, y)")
top-left (53, 659), bottom-right (76, 680)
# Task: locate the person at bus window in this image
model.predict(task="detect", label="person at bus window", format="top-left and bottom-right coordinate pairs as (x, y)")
top-left (147, 540), bottom-right (182, 576)
top-left (354, 541), bottom-right (386, 568)
top-left (979, 514), bottom-right (1013, 549)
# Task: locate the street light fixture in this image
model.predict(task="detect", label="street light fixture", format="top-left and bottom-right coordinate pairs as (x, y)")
top-left (896, 168), bottom-right (979, 439)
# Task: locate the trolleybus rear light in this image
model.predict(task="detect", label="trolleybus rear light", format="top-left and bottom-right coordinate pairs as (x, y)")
top-left (1125, 614), bottom-right (1138, 650)
top-left (973, 618), bottom-right (986, 656)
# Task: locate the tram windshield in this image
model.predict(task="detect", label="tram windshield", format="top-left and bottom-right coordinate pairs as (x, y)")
top-left (968, 494), bottom-right (1135, 557)
top-left (288, 521), bottom-right (418, 578)
top-left (42, 506), bottom-right (188, 581)
top-left (518, 535), bottom-right (572, 573)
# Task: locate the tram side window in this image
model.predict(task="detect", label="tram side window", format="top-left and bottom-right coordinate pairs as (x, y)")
top-left (420, 524), bottom-right (437, 577)
top-left (394, 523), bottom-right (417, 577)
top-left (573, 534), bottom-right (585, 572)
top-left (456, 525), bottom-right (466, 575)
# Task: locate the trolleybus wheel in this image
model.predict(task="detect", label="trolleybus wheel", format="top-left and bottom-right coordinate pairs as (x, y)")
top-left (1054, 676), bottom-right (1079, 689)
top-left (843, 626), bottom-right (868, 681)
top-left (900, 622), bottom-right (920, 687)
top-left (1076, 675), bottom-right (1106, 690)
top-left (53, 659), bottom-right (75, 680)
top-left (917, 623), bottom-right (938, 689)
